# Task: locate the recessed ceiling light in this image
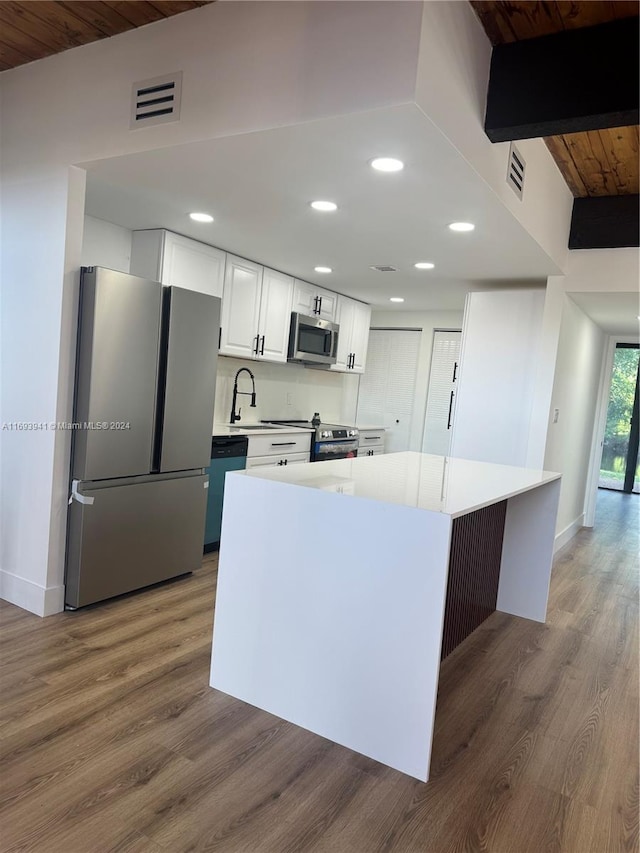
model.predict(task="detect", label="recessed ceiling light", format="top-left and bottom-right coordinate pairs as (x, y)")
top-left (189, 212), bottom-right (214, 223)
top-left (310, 200), bottom-right (338, 212)
top-left (314, 266), bottom-right (332, 274)
top-left (448, 221), bottom-right (475, 232)
top-left (389, 297), bottom-right (404, 303)
top-left (414, 262), bottom-right (435, 270)
top-left (370, 157), bottom-right (404, 172)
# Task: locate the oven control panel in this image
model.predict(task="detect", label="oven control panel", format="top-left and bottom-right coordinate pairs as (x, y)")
top-left (321, 428), bottom-right (358, 439)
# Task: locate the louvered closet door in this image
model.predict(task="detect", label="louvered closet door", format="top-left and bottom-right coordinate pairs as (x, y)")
top-left (356, 329), bottom-right (421, 452)
top-left (422, 331), bottom-right (462, 456)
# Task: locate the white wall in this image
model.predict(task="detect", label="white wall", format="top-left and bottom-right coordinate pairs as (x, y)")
top-left (369, 310), bottom-right (464, 451)
top-left (562, 248), bottom-right (640, 292)
top-left (0, 1), bottom-right (424, 615)
top-left (81, 216), bottom-right (132, 273)
top-left (213, 357), bottom-right (356, 429)
top-left (414, 1), bottom-right (573, 272)
top-left (544, 297), bottom-right (606, 546)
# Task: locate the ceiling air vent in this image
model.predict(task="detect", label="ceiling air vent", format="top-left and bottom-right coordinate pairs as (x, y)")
top-left (131, 72), bottom-right (182, 129)
top-left (507, 143), bottom-right (526, 200)
top-left (370, 265), bottom-right (397, 272)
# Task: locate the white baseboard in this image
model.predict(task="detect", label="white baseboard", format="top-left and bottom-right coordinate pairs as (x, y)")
top-left (554, 513), bottom-right (585, 553)
top-left (0, 570), bottom-right (65, 617)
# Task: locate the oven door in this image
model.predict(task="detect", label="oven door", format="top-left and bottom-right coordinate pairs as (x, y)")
top-left (313, 440), bottom-right (358, 462)
top-left (289, 313), bottom-right (338, 365)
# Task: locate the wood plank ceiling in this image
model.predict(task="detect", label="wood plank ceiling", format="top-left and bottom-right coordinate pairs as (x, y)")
top-left (471, 1), bottom-right (640, 198)
top-left (0, 1), bottom-right (214, 72)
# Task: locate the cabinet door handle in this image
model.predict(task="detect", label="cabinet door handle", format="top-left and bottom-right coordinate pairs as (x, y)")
top-left (318, 296), bottom-right (323, 314)
top-left (260, 335), bottom-right (265, 355)
top-left (218, 327), bottom-right (222, 349)
top-left (364, 436), bottom-right (380, 440)
top-left (313, 296), bottom-right (319, 314)
top-left (252, 334), bottom-right (259, 355)
top-left (271, 441), bottom-right (296, 447)
top-left (447, 390), bottom-right (455, 430)
top-left (452, 361), bottom-right (458, 383)
top-left (284, 459), bottom-right (288, 465)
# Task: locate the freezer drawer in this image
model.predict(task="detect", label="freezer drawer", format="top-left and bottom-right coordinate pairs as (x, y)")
top-left (65, 473), bottom-right (208, 608)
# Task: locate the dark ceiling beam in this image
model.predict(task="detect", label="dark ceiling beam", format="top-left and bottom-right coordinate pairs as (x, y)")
top-left (569, 195), bottom-right (639, 250)
top-left (484, 17), bottom-right (639, 142)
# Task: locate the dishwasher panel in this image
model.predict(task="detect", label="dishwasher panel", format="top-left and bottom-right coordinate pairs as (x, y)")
top-left (204, 435), bottom-right (248, 550)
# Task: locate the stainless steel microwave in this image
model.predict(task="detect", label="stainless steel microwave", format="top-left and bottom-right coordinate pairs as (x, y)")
top-left (288, 312), bottom-right (339, 365)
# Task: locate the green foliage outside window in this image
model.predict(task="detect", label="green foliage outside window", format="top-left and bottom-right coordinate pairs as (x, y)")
top-left (604, 348), bottom-right (638, 448)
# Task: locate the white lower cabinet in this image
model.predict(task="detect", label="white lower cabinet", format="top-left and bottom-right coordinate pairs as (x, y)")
top-left (358, 428), bottom-right (385, 457)
top-left (332, 296), bottom-right (371, 373)
top-left (245, 451), bottom-right (309, 469)
top-left (130, 229), bottom-right (226, 297)
top-left (245, 431), bottom-right (312, 468)
top-left (220, 259), bottom-right (293, 363)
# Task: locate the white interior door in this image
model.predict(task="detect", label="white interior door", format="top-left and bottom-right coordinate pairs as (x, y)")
top-left (422, 331), bottom-right (462, 456)
top-left (356, 329), bottom-right (421, 452)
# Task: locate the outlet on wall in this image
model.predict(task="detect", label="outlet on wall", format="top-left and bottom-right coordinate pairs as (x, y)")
top-left (286, 392), bottom-right (293, 406)
top-left (553, 408), bottom-right (559, 424)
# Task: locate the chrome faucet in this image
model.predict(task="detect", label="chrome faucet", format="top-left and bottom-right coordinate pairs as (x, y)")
top-left (230, 367), bottom-right (257, 423)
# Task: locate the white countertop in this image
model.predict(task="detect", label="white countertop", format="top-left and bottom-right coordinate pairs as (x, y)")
top-left (232, 451), bottom-right (561, 517)
top-left (212, 423), bottom-right (312, 438)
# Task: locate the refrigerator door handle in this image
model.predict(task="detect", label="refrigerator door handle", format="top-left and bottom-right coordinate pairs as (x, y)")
top-left (69, 479), bottom-right (95, 506)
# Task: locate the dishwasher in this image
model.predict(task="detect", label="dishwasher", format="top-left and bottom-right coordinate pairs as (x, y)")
top-left (204, 434), bottom-right (248, 552)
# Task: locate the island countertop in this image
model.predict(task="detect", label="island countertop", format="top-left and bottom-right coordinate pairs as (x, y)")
top-left (231, 451), bottom-right (561, 518)
top-left (211, 451), bottom-right (562, 782)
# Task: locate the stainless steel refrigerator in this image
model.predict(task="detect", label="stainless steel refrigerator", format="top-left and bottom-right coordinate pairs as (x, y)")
top-left (65, 266), bottom-right (220, 608)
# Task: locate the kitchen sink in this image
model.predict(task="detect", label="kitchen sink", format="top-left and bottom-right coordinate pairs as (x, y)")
top-left (229, 424), bottom-right (285, 431)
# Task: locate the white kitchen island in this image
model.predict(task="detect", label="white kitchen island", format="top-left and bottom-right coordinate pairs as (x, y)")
top-left (209, 452), bottom-right (561, 782)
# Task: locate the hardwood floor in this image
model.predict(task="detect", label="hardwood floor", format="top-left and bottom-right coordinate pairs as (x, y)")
top-left (1, 490), bottom-right (637, 852)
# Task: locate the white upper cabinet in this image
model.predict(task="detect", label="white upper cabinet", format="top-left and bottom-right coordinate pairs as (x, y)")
top-left (258, 268), bottom-right (294, 363)
top-left (292, 280), bottom-right (337, 321)
top-left (130, 230), bottom-right (225, 297)
top-left (332, 296), bottom-right (356, 371)
top-left (350, 300), bottom-right (372, 373)
top-left (219, 255), bottom-right (263, 359)
top-left (331, 296), bottom-right (371, 374)
top-left (220, 259), bottom-right (293, 363)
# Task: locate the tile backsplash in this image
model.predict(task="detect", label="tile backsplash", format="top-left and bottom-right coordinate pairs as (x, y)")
top-left (213, 356), bottom-right (359, 428)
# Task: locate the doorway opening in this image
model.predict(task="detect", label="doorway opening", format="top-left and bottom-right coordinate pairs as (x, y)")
top-left (598, 343), bottom-right (639, 494)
